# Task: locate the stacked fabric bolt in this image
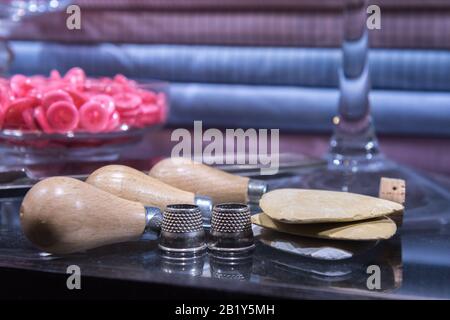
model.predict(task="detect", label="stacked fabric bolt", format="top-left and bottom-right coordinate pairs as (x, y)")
top-left (252, 189), bottom-right (404, 241)
top-left (12, 0), bottom-right (450, 49)
top-left (7, 0), bottom-right (450, 137)
top-left (9, 42), bottom-right (450, 137)
top-left (10, 43), bottom-right (450, 92)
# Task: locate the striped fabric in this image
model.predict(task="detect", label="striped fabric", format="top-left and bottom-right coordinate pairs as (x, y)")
top-left (9, 41), bottom-right (450, 136)
top-left (10, 41), bottom-right (450, 92)
top-left (168, 83), bottom-right (450, 136)
top-left (11, 5), bottom-right (450, 49)
top-left (74, 0), bottom-right (450, 10)
top-left (5, 1), bottom-right (450, 137)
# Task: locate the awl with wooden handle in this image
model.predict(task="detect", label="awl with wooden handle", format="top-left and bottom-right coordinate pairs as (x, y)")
top-left (149, 158), bottom-right (267, 204)
top-left (20, 177), bottom-right (166, 254)
top-left (85, 165), bottom-right (212, 225)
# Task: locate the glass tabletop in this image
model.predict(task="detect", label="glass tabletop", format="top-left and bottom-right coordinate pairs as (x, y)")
top-left (0, 166), bottom-right (449, 299)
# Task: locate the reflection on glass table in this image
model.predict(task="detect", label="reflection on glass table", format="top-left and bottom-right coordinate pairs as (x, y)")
top-left (253, 226), bottom-right (402, 293)
top-left (0, 0), bottom-right (71, 75)
top-left (1, 193), bottom-right (450, 299)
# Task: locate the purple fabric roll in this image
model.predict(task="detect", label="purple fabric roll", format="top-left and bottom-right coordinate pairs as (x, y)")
top-left (74, 0), bottom-right (450, 10)
top-left (11, 9), bottom-right (450, 49)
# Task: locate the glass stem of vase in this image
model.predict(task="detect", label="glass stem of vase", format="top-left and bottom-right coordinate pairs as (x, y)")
top-left (328, 0), bottom-right (381, 172)
top-left (0, 18), bottom-right (15, 76)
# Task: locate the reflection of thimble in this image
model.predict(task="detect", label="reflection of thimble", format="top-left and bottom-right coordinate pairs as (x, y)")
top-left (210, 255), bottom-right (253, 281)
top-left (158, 204), bottom-right (206, 257)
top-left (160, 256), bottom-right (205, 277)
top-left (208, 203), bottom-right (255, 254)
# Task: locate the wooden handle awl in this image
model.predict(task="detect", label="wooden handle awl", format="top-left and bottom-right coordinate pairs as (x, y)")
top-left (149, 158), bottom-right (261, 204)
top-left (86, 165), bottom-right (196, 210)
top-left (20, 177), bottom-right (147, 254)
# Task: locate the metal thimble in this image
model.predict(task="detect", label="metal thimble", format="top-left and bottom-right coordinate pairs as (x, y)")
top-left (208, 203), bottom-right (255, 254)
top-left (158, 204), bottom-right (207, 258)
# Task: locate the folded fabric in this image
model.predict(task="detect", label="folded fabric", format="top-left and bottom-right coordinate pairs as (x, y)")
top-left (11, 9), bottom-right (450, 49)
top-left (10, 41), bottom-right (450, 92)
top-left (74, 0), bottom-right (450, 10)
top-left (168, 83), bottom-right (450, 137)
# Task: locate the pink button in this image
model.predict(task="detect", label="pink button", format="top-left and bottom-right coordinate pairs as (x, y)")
top-left (34, 106), bottom-right (53, 133)
top-left (0, 109), bottom-right (5, 129)
top-left (106, 111), bottom-right (121, 131)
top-left (66, 89), bottom-right (87, 108)
top-left (10, 75), bottom-right (34, 97)
top-left (64, 67), bottom-right (86, 86)
top-left (79, 101), bottom-right (109, 133)
top-left (113, 92), bottom-right (142, 111)
top-left (139, 90), bottom-right (157, 104)
top-left (50, 70), bottom-right (62, 81)
top-left (42, 89), bottom-right (74, 109)
top-left (91, 94), bottom-right (115, 115)
top-left (46, 101), bottom-right (80, 133)
top-left (4, 97), bottom-right (37, 128)
top-left (22, 108), bottom-right (38, 131)
top-left (2, 71), bottom-right (165, 133)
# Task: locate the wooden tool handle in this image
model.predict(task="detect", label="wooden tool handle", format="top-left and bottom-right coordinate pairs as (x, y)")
top-left (20, 177), bottom-right (146, 254)
top-left (149, 158), bottom-right (250, 204)
top-left (86, 165), bottom-right (195, 210)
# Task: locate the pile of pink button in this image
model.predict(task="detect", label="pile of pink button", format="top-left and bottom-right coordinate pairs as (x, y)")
top-left (0, 68), bottom-right (167, 134)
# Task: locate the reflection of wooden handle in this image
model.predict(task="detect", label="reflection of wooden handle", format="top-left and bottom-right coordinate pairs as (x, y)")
top-left (86, 165), bottom-right (195, 210)
top-left (149, 158), bottom-right (250, 204)
top-left (20, 177), bottom-right (146, 254)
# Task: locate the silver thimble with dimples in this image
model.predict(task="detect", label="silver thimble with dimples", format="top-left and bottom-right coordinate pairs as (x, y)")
top-left (159, 204), bottom-right (207, 258)
top-left (208, 203), bottom-right (255, 255)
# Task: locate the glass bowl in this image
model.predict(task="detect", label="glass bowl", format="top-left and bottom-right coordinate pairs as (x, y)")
top-left (0, 80), bottom-right (169, 170)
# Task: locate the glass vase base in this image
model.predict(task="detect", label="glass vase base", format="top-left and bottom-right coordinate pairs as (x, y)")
top-left (285, 160), bottom-right (450, 215)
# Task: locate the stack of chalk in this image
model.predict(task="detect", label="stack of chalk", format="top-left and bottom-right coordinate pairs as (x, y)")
top-left (252, 182), bottom-right (405, 241)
